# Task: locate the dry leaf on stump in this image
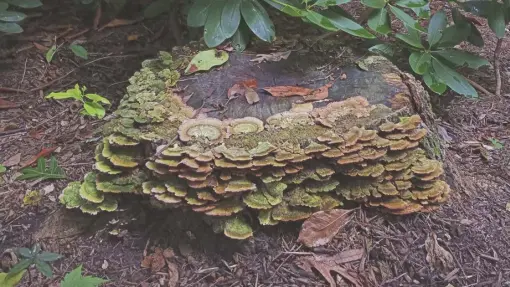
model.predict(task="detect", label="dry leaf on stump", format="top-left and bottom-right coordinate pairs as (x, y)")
top-left (304, 82), bottom-right (333, 102)
top-left (250, 51), bottom-right (292, 63)
top-left (425, 232), bottom-right (454, 270)
top-left (263, 86), bottom-right (313, 97)
top-left (298, 209), bottom-right (354, 247)
top-left (244, 87), bottom-right (260, 104)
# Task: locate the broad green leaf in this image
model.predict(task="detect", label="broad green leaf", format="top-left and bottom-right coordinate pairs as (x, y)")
top-left (411, 3), bottom-right (430, 19)
top-left (83, 101), bottom-right (106, 118)
top-left (368, 43), bottom-right (394, 58)
top-left (187, 0), bottom-right (211, 27)
top-left (45, 92), bottom-right (79, 100)
top-left (46, 45), bottom-right (57, 63)
top-left (17, 157), bottom-right (66, 181)
top-left (395, 0), bottom-right (426, 8)
top-left (431, 57), bottom-right (477, 97)
top-left (436, 24), bottom-right (471, 48)
top-left (305, 10), bottom-right (337, 31)
top-left (185, 49), bottom-right (229, 74)
top-left (460, 1), bottom-right (491, 17)
top-left (321, 10), bottom-right (376, 38)
top-left (35, 259), bottom-right (52, 278)
top-left (6, 259), bottom-right (32, 278)
top-left (395, 32), bottom-right (423, 48)
top-left (427, 10), bottom-right (447, 47)
top-left (17, 248), bottom-right (32, 258)
top-left (5, 0), bottom-right (42, 8)
top-left (37, 252), bottom-right (63, 262)
top-left (263, 0), bottom-right (306, 17)
top-left (143, 0), bottom-right (171, 18)
top-left (361, 0), bottom-right (386, 9)
top-left (423, 70), bottom-right (447, 94)
top-left (0, 22), bottom-right (22, 33)
top-left (61, 265), bottom-right (109, 287)
top-left (409, 51), bottom-right (431, 75)
top-left (314, 0), bottom-right (351, 7)
top-left (70, 44), bottom-right (88, 60)
top-left (432, 49), bottom-right (489, 69)
top-left (231, 20), bottom-right (251, 51)
top-left (0, 10), bottom-right (26, 22)
top-left (389, 5), bottom-right (424, 32)
top-left (489, 138), bottom-right (504, 149)
top-left (204, 0), bottom-right (230, 47)
top-left (368, 8), bottom-right (391, 35)
top-left (241, 0), bottom-right (275, 42)
top-left (221, 0), bottom-right (241, 38)
top-left (0, 270), bottom-right (25, 287)
top-left (0, 2), bottom-right (8, 10)
top-left (452, 9), bottom-right (483, 47)
top-left (0, 164), bottom-right (6, 173)
top-left (85, 94), bottom-right (111, 105)
top-left (488, 2), bottom-right (505, 38)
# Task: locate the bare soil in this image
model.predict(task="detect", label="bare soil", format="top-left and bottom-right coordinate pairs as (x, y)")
top-left (1, 1), bottom-right (510, 286)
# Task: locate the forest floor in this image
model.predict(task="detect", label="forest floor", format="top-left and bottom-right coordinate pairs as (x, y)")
top-left (1, 1), bottom-right (510, 286)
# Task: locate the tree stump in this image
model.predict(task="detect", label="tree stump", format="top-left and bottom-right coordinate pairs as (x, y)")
top-left (58, 40), bottom-right (449, 239)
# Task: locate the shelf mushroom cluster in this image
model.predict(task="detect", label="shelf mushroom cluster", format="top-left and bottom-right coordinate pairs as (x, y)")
top-left (59, 51), bottom-right (450, 240)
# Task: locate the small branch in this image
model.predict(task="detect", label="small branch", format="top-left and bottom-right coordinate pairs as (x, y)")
top-left (467, 79), bottom-right (496, 97)
top-left (494, 38), bottom-right (503, 97)
top-left (0, 87), bottom-right (27, 93)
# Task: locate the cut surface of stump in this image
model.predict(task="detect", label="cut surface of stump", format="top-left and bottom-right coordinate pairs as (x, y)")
top-left (58, 41), bottom-right (450, 239)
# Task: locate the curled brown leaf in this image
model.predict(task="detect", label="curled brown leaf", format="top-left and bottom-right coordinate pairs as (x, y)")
top-left (298, 209), bottom-right (353, 248)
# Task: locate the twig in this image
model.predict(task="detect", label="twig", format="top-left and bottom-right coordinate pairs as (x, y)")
top-left (494, 38), bottom-right (503, 97)
top-left (0, 128), bottom-right (27, 137)
top-left (0, 87), bottom-right (27, 93)
top-left (18, 58), bottom-right (28, 94)
top-left (467, 79), bottom-right (496, 97)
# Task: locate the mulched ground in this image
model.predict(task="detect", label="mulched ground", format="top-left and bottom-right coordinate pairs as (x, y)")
top-left (1, 1), bottom-right (510, 286)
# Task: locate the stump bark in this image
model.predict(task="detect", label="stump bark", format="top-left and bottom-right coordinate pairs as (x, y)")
top-left (58, 40), bottom-right (449, 239)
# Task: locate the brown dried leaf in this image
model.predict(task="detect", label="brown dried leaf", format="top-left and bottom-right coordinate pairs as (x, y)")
top-left (227, 83), bottom-right (245, 99)
top-left (263, 86), bottom-right (313, 97)
top-left (425, 232), bottom-right (454, 270)
top-left (244, 87), bottom-right (260, 105)
top-left (340, 73), bottom-right (347, 80)
top-left (20, 147), bottom-right (58, 168)
top-left (298, 209), bottom-right (353, 247)
top-left (141, 247), bottom-right (166, 273)
top-left (166, 260), bottom-right (179, 287)
top-left (250, 51), bottom-right (291, 63)
top-left (304, 82), bottom-right (333, 102)
top-left (3, 153), bottom-right (21, 167)
top-left (32, 42), bottom-right (49, 52)
top-left (0, 98), bottom-right (20, 109)
top-left (296, 250), bottom-right (364, 287)
top-left (99, 18), bottom-right (140, 31)
top-left (127, 34), bottom-right (140, 41)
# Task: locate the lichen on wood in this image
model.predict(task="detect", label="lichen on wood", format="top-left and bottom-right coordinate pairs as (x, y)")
top-left (59, 46), bottom-right (450, 240)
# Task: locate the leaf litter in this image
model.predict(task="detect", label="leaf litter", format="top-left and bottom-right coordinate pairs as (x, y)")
top-left (425, 232), bottom-right (455, 271)
top-left (141, 247), bottom-right (179, 287)
top-left (250, 51), bottom-right (292, 63)
top-left (298, 209), bottom-right (354, 248)
top-left (227, 79), bottom-right (260, 104)
top-left (20, 147), bottom-right (58, 168)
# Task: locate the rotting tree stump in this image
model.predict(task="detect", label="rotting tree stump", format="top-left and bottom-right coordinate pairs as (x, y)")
top-left (58, 40), bottom-right (449, 239)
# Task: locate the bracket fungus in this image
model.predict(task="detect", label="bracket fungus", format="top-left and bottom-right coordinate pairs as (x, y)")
top-left (58, 47), bottom-right (450, 240)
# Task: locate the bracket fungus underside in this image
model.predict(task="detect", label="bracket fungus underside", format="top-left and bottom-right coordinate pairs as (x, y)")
top-left (59, 47), bottom-right (450, 240)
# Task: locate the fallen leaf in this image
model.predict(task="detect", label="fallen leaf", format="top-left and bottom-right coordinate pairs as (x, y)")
top-left (185, 50), bottom-right (229, 75)
top-left (425, 232), bottom-right (454, 270)
top-left (99, 18), bottom-right (140, 31)
top-left (244, 87), bottom-right (260, 105)
top-left (101, 260), bottom-right (108, 270)
top-left (20, 147), bottom-right (58, 168)
top-left (166, 261), bottom-right (179, 287)
top-left (0, 98), bottom-right (20, 109)
top-left (127, 34), bottom-right (139, 41)
top-left (506, 202), bottom-right (510, 211)
top-left (240, 79), bottom-right (257, 89)
top-left (32, 42), bottom-right (49, 52)
top-left (296, 250), bottom-right (364, 287)
top-left (263, 86), bottom-right (313, 97)
top-left (437, 125), bottom-right (452, 143)
top-left (340, 73), bottom-right (347, 80)
top-left (228, 83), bottom-right (244, 99)
top-left (141, 247), bottom-right (166, 273)
top-left (250, 51), bottom-right (292, 63)
top-left (42, 184), bottom-right (55, 194)
top-left (28, 129), bottom-right (45, 140)
top-left (304, 82), bottom-right (333, 102)
top-left (298, 209), bottom-right (353, 247)
top-left (3, 153), bottom-right (21, 167)
top-left (23, 190), bottom-right (42, 206)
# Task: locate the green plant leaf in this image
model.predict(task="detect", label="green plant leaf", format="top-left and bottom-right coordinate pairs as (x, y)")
top-left (241, 0), bottom-right (275, 42)
top-left (0, 10), bottom-right (26, 22)
top-left (17, 156), bottom-right (66, 181)
top-left (452, 9), bottom-right (483, 47)
top-left (305, 10), bottom-right (336, 31)
top-left (432, 49), bottom-right (489, 69)
top-left (427, 10), bottom-right (447, 47)
top-left (231, 20), bottom-right (251, 51)
top-left (395, 32), bottom-right (423, 48)
top-left (185, 49), bottom-right (229, 74)
top-left (489, 138), bottom-right (504, 149)
top-left (45, 91), bottom-right (80, 100)
top-left (35, 259), bottom-right (53, 278)
top-left (395, 0), bottom-right (426, 8)
top-left (488, 2), bottom-right (505, 38)
top-left (5, 0), bottom-right (42, 8)
top-left (221, 0), bottom-right (242, 38)
top-left (70, 44), bottom-right (88, 60)
top-left (0, 164), bottom-right (6, 173)
top-left (411, 3), bottom-right (430, 18)
top-left (187, 0), bottom-right (211, 27)
top-left (46, 45), bottom-right (57, 63)
top-left (85, 94), bottom-right (111, 105)
top-left (0, 2), bottom-right (8, 10)
top-left (143, 0), bottom-right (171, 18)
top-left (6, 259), bottom-right (32, 279)
top-left (389, 5), bottom-right (424, 32)
top-left (431, 57), bottom-right (477, 97)
top-left (263, 0), bottom-right (306, 17)
top-left (0, 270), bottom-right (25, 287)
top-left (368, 8), bottom-right (391, 35)
top-left (204, 0), bottom-right (230, 47)
top-left (83, 101), bottom-right (106, 118)
top-left (61, 265), bottom-right (109, 287)
top-left (436, 24), bottom-right (471, 48)
top-left (361, 0), bottom-right (386, 9)
top-left (37, 252), bottom-right (63, 262)
top-left (314, 0), bottom-right (351, 7)
top-left (423, 70), bottom-right (447, 94)
top-left (409, 51), bottom-right (431, 75)
top-left (320, 10), bottom-right (376, 38)
top-left (0, 22), bottom-right (22, 33)
top-left (17, 248), bottom-right (32, 258)
top-left (368, 43), bottom-right (394, 58)
top-left (31, 244), bottom-right (41, 255)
